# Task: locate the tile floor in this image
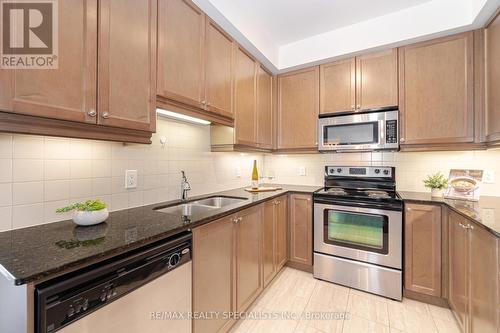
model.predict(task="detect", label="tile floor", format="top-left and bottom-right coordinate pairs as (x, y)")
top-left (230, 268), bottom-right (461, 333)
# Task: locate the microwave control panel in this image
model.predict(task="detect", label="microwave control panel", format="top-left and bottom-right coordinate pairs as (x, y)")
top-left (385, 120), bottom-right (398, 144)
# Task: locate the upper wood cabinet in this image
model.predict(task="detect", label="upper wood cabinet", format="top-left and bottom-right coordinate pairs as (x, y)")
top-left (234, 47), bottom-right (257, 146)
top-left (204, 19), bottom-right (234, 118)
top-left (0, 0), bottom-right (97, 123)
top-left (404, 203), bottom-right (442, 297)
top-left (320, 58), bottom-right (355, 114)
top-left (98, 0), bottom-right (156, 131)
top-left (256, 66), bottom-right (273, 149)
top-left (288, 194), bottom-right (313, 269)
top-left (320, 49), bottom-right (397, 114)
top-left (157, 0), bottom-right (234, 118)
top-left (356, 49), bottom-right (398, 111)
top-left (399, 32), bottom-right (474, 146)
top-left (157, 0), bottom-right (205, 109)
top-left (277, 67), bottom-right (319, 150)
top-left (193, 214), bottom-right (235, 333)
top-left (0, 0), bottom-right (156, 142)
top-left (486, 13), bottom-right (500, 144)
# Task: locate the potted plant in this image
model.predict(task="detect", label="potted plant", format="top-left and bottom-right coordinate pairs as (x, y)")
top-left (57, 199), bottom-right (109, 226)
top-left (423, 172), bottom-right (449, 198)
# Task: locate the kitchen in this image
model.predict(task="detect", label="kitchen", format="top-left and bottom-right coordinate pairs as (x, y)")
top-left (0, 0), bottom-right (499, 332)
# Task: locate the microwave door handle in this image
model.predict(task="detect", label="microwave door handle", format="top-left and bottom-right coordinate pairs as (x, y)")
top-left (379, 120), bottom-right (385, 145)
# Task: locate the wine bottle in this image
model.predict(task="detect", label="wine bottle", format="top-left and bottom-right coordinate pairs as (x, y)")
top-left (251, 160), bottom-right (259, 189)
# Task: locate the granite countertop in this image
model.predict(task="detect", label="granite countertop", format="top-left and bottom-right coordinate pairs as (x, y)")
top-left (0, 185), bottom-right (320, 286)
top-left (398, 191), bottom-right (500, 237)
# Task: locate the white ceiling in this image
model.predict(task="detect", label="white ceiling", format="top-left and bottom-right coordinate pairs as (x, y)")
top-left (207, 0), bottom-right (432, 45)
top-left (194, 0), bottom-right (500, 71)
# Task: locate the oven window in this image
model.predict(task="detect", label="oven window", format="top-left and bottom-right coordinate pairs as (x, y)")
top-left (323, 122), bottom-right (378, 145)
top-left (324, 210), bottom-right (388, 254)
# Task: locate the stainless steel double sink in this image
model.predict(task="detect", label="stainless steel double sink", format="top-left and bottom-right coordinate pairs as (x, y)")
top-left (154, 196), bottom-right (247, 215)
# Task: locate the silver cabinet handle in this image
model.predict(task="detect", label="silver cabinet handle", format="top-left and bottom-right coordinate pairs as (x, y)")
top-left (201, 100), bottom-right (206, 105)
top-left (356, 105), bottom-right (361, 110)
top-left (233, 217), bottom-right (242, 224)
top-left (87, 109), bottom-right (96, 117)
top-left (102, 112), bottom-right (109, 119)
top-left (400, 138), bottom-right (405, 143)
top-left (233, 217), bottom-right (238, 224)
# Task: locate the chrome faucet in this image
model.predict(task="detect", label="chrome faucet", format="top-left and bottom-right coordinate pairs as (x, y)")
top-left (181, 170), bottom-right (191, 201)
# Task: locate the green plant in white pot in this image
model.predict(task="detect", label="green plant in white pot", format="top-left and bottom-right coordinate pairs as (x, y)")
top-left (57, 199), bottom-right (109, 226)
top-left (423, 173), bottom-right (449, 198)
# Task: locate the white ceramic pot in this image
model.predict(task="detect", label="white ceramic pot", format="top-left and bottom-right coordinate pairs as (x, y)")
top-left (72, 208), bottom-right (109, 226)
top-left (431, 188), bottom-right (444, 198)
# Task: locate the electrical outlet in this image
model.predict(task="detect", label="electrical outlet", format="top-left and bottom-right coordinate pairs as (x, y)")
top-left (481, 208), bottom-right (495, 225)
top-left (299, 166), bottom-right (306, 176)
top-left (235, 167), bottom-right (242, 178)
top-left (483, 170), bottom-right (495, 184)
top-left (125, 170), bottom-right (138, 189)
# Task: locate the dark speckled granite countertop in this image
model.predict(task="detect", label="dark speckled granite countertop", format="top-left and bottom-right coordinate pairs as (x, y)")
top-left (398, 191), bottom-right (500, 238)
top-left (0, 185), bottom-right (319, 285)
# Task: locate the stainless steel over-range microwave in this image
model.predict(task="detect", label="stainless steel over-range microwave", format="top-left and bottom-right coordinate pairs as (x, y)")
top-left (317, 109), bottom-right (399, 152)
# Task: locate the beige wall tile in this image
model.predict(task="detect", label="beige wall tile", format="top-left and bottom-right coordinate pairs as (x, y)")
top-left (13, 135), bottom-right (44, 159)
top-left (13, 182), bottom-right (43, 205)
top-left (12, 203), bottom-right (44, 229)
top-left (13, 159), bottom-right (43, 182)
top-left (44, 160), bottom-right (70, 180)
top-left (0, 206), bottom-right (12, 231)
top-left (0, 134), bottom-right (12, 159)
top-left (0, 159), bottom-right (12, 183)
top-left (0, 183), bottom-right (12, 206)
top-left (44, 180), bottom-right (70, 202)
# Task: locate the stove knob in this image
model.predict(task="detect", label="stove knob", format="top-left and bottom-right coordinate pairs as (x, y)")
top-left (383, 170), bottom-right (389, 175)
top-left (169, 253), bottom-right (180, 267)
top-left (329, 168), bottom-right (335, 174)
top-left (374, 169), bottom-right (380, 174)
top-left (337, 168), bottom-right (342, 173)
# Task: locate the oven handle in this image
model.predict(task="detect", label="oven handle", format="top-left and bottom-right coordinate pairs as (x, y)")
top-left (313, 198), bottom-right (403, 211)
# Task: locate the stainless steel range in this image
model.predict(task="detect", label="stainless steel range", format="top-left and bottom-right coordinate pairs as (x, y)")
top-left (313, 166), bottom-right (403, 300)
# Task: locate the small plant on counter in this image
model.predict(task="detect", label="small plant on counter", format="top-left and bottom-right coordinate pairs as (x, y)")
top-left (423, 172), bottom-right (449, 197)
top-left (56, 199), bottom-right (107, 212)
top-left (57, 199), bottom-right (109, 226)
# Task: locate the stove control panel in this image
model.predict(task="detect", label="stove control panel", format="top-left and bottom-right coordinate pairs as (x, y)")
top-left (326, 166), bottom-right (393, 178)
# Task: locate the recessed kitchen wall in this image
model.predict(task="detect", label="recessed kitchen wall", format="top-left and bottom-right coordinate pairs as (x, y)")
top-left (263, 150), bottom-right (500, 195)
top-left (0, 118), bottom-right (263, 232)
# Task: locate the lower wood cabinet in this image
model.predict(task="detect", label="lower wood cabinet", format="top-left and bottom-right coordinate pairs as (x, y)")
top-left (193, 204), bottom-right (263, 333)
top-left (288, 194), bottom-right (313, 269)
top-left (404, 203), bottom-right (442, 297)
top-left (448, 210), bottom-right (499, 333)
top-left (262, 196), bottom-right (288, 287)
top-left (235, 205), bottom-right (263, 312)
top-left (192, 214), bottom-right (235, 333)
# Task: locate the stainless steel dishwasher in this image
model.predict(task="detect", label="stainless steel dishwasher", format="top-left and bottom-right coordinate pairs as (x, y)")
top-left (35, 232), bottom-right (192, 333)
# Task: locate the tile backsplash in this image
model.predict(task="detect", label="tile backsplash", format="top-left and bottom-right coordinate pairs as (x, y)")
top-left (264, 150), bottom-right (500, 196)
top-left (2, 116), bottom-right (500, 232)
top-left (0, 118), bottom-right (263, 231)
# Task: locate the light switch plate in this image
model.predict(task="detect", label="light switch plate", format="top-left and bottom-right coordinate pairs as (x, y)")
top-left (125, 170), bottom-right (138, 189)
top-left (299, 166), bottom-right (306, 176)
top-left (483, 170), bottom-right (495, 184)
top-left (235, 167), bottom-right (242, 178)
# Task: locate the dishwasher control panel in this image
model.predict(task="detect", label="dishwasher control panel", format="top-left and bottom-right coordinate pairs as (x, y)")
top-left (35, 232), bottom-right (192, 333)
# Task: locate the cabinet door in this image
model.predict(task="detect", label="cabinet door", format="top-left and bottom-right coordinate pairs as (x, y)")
top-left (404, 204), bottom-right (442, 297)
top-left (0, 0), bottom-right (97, 123)
top-left (275, 196), bottom-right (288, 270)
top-left (98, 0), bottom-right (156, 131)
top-left (320, 58), bottom-right (356, 114)
top-left (256, 66), bottom-right (273, 149)
top-left (193, 215), bottom-right (235, 333)
top-left (277, 67), bottom-right (319, 149)
top-left (470, 223), bottom-right (499, 333)
top-left (262, 200), bottom-right (276, 287)
top-left (157, 0), bottom-right (204, 109)
top-left (234, 47), bottom-right (257, 146)
top-left (205, 20), bottom-right (233, 118)
top-left (356, 49), bottom-right (398, 111)
top-left (399, 32), bottom-right (474, 145)
top-left (289, 194), bottom-right (312, 266)
top-left (236, 205), bottom-right (262, 312)
top-left (486, 13), bottom-right (500, 143)
top-left (448, 211), bottom-right (469, 332)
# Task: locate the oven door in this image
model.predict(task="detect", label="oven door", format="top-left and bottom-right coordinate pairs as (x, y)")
top-left (317, 110), bottom-right (399, 151)
top-left (314, 203), bottom-right (402, 269)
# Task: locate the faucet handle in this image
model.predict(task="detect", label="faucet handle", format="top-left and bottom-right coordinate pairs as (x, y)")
top-left (181, 170), bottom-right (186, 178)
